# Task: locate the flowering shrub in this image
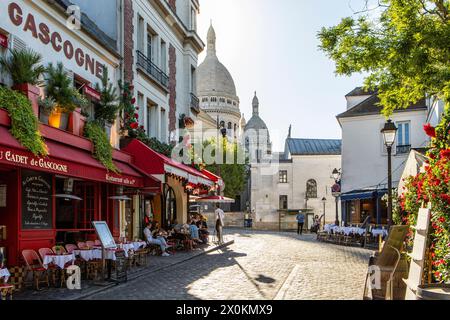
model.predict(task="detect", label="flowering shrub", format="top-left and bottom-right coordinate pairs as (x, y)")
top-left (400, 108), bottom-right (450, 283)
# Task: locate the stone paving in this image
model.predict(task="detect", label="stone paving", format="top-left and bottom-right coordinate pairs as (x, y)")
top-left (14, 233), bottom-right (233, 300)
top-left (85, 229), bottom-right (373, 300)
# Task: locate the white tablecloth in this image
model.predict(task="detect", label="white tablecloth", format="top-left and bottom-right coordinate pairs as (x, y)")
top-left (43, 254), bottom-right (75, 269)
top-left (372, 229), bottom-right (389, 238)
top-left (324, 224), bottom-right (336, 234)
top-left (132, 241), bottom-right (146, 251)
top-left (74, 249), bottom-right (102, 261)
top-left (75, 249), bottom-right (121, 261)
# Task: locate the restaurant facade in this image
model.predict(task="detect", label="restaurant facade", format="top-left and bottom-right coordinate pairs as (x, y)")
top-left (0, 0), bottom-right (217, 267)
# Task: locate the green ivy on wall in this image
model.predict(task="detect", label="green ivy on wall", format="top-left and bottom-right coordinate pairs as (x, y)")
top-left (0, 86), bottom-right (48, 157)
top-left (84, 121), bottom-right (119, 173)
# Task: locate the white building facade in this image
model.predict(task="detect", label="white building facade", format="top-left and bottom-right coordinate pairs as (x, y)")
top-left (250, 135), bottom-right (342, 230)
top-left (337, 88), bottom-right (428, 225)
top-left (123, 0), bottom-right (204, 144)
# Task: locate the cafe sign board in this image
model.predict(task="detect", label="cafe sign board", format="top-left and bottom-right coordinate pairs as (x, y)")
top-left (0, 146), bottom-right (144, 188)
top-left (21, 170), bottom-right (53, 230)
top-left (0, 1), bottom-right (118, 85)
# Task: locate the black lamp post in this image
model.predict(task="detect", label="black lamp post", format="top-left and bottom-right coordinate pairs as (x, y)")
top-left (331, 168), bottom-right (341, 226)
top-left (381, 119), bottom-right (398, 229)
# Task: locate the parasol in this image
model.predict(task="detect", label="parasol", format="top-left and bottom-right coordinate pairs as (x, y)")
top-left (194, 195), bottom-right (235, 203)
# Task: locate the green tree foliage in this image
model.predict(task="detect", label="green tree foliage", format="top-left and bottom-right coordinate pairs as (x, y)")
top-left (318, 0), bottom-right (450, 116)
top-left (193, 137), bottom-right (248, 198)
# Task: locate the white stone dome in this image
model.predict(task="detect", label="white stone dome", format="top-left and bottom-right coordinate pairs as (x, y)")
top-left (197, 24), bottom-right (237, 98)
top-left (245, 92), bottom-right (269, 131)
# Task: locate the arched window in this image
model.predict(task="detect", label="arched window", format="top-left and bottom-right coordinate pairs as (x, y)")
top-left (220, 98), bottom-right (226, 103)
top-left (234, 124), bottom-right (237, 132)
top-left (202, 97), bottom-right (208, 102)
top-left (211, 97), bottom-right (217, 103)
top-left (228, 122), bottom-right (232, 130)
top-left (220, 121), bottom-right (225, 128)
top-left (306, 179), bottom-right (317, 199)
top-left (165, 187), bottom-right (177, 227)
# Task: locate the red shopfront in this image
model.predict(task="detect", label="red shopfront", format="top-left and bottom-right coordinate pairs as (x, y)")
top-left (122, 139), bottom-right (215, 227)
top-left (0, 112), bottom-right (157, 267)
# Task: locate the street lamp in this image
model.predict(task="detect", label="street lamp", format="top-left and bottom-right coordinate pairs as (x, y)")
top-left (381, 119), bottom-right (398, 229)
top-left (321, 197), bottom-right (327, 228)
top-left (331, 168), bottom-right (341, 226)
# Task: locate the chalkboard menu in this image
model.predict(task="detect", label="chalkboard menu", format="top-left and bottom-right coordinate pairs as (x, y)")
top-left (21, 170), bottom-right (53, 230)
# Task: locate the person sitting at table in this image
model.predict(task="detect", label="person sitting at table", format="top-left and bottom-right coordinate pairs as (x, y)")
top-left (189, 218), bottom-right (202, 243)
top-left (143, 223), bottom-right (171, 257)
top-left (196, 215), bottom-right (210, 244)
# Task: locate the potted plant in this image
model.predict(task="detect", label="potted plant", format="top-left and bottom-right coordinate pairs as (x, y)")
top-left (0, 48), bottom-right (46, 116)
top-left (45, 62), bottom-right (78, 130)
top-left (37, 96), bottom-right (56, 124)
top-left (94, 66), bottom-right (119, 139)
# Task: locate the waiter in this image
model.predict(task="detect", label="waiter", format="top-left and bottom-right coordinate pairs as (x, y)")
top-left (215, 204), bottom-right (225, 244)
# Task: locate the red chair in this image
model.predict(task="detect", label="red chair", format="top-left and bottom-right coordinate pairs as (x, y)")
top-left (52, 246), bottom-right (67, 255)
top-left (38, 248), bottom-right (59, 286)
top-left (77, 242), bottom-right (87, 249)
top-left (22, 250), bottom-right (50, 290)
top-left (65, 244), bottom-right (78, 254)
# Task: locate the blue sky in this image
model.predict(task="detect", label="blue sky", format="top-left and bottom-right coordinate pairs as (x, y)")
top-left (197, 0), bottom-right (367, 151)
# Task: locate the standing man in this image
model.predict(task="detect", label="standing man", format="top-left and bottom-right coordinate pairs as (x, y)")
top-left (215, 204), bottom-right (225, 244)
top-left (296, 211), bottom-right (305, 235)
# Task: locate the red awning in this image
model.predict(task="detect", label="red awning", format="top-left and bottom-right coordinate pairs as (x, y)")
top-left (122, 139), bottom-right (214, 187)
top-left (0, 126), bottom-right (154, 188)
top-left (201, 169), bottom-right (224, 187)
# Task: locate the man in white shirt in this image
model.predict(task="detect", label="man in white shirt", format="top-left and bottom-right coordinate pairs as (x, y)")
top-left (143, 223), bottom-right (170, 257)
top-left (215, 204), bottom-right (225, 244)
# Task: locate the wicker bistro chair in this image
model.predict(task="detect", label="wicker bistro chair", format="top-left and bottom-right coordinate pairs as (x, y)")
top-left (38, 248), bottom-right (59, 286)
top-left (22, 250), bottom-right (50, 291)
top-left (86, 241), bottom-right (95, 248)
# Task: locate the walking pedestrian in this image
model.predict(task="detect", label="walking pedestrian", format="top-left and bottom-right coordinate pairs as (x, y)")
top-left (215, 204), bottom-right (225, 244)
top-left (296, 211), bottom-right (305, 235)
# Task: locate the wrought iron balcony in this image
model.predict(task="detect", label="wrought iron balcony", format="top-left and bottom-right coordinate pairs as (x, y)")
top-left (396, 145), bottom-right (411, 154)
top-left (136, 50), bottom-right (169, 89)
top-left (190, 93), bottom-right (200, 113)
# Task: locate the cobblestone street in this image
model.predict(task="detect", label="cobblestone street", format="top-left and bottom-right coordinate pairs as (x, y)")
top-left (86, 229), bottom-right (373, 300)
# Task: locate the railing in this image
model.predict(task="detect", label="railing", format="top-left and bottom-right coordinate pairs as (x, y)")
top-left (136, 50), bottom-right (169, 89)
top-left (396, 145), bottom-right (411, 154)
top-left (190, 93), bottom-right (200, 113)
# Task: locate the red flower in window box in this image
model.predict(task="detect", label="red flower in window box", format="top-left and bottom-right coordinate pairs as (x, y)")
top-left (130, 122), bottom-right (139, 129)
top-left (131, 98), bottom-right (136, 104)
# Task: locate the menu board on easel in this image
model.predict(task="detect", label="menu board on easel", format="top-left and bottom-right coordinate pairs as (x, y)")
top-left (92, 221), bottom-right (117, 249)
top-left (21, 170), bottom-right (53, 230)
top-left (404, 208), bottom-right (431, 300)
